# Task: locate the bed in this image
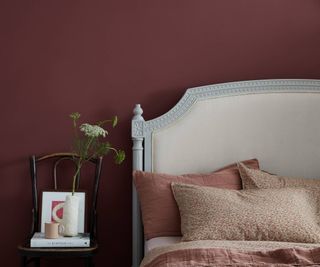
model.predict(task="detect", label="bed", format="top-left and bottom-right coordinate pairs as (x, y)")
top-left (131, 79), bottom-right (320, 267)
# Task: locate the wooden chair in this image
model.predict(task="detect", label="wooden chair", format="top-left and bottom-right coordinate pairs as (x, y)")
top-left (17, 153), bottom-right (103, 267)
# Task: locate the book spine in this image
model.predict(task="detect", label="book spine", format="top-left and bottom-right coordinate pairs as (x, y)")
top-left (30, 239), bottom-right (90, 247)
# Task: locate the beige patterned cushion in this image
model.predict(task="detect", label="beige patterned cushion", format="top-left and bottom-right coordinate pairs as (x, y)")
top-left (171, 183), bottom-right (320, 243)
top-left (238, 162), bottom-right (320, 189)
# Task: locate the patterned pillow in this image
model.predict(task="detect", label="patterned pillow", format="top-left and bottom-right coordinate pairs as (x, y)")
top-left (133, 159), bottom-right (259, 239)
top-left (238, 162), bottom-right (320, 189)
top-left (172, 183), bottom-right (320, 243)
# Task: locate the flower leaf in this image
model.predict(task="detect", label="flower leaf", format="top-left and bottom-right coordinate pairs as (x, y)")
top-left (96, 142), bottom-right (111, 157)
top-left (112, 116), bottom-right (118, 128)
top-left (114, 150), bottom-right (125, 164)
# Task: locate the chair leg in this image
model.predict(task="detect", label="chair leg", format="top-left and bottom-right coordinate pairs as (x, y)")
top-left (21, 256), bottom-right (27, 267)
top-left (85, 257), bottom-right (93, 267)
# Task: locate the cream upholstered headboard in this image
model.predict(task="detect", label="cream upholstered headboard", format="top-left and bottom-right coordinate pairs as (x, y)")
top-left (131, 79), bottom-right (320, 267)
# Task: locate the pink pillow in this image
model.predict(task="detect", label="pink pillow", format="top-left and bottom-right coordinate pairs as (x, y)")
top-left (133, 159), bottom-right (259, 239)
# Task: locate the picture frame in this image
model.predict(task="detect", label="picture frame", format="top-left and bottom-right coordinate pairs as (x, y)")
top-left (41, 191), bottom-right (85, 233)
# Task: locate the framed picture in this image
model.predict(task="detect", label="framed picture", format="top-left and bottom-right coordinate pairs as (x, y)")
top-left (41, 191), bottom-right (85, 233)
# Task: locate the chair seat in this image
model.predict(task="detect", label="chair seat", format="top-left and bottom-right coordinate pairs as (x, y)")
top-left (17, 242), bottom-right (98, 258)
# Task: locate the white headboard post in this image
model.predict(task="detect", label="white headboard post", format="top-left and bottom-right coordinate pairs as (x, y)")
top-left (131, 79), bottom-right (320, 267)
top-left (132, 104), bottom-right (144, 267)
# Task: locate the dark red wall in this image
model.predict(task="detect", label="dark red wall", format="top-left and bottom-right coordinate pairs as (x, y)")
top-left (1, 1), bottom-right (320, 266)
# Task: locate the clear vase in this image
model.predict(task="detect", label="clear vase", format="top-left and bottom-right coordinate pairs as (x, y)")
top-left (61, 195), bottom-right (79, 237)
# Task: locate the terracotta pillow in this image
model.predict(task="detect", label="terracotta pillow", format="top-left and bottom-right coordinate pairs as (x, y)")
top-left (238, 162), bottom-right (320, 190)
top-left (172, 183), bottom-right (320, 243)
top-left (133, 159), bottom-right (259, 239)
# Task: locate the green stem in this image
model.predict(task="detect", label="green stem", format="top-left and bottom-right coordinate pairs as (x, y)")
top-left (108, 147), bottom-right (119, 154)
top-left (72, 137), bottom-right (94, 195)
top-left (72, 160), bottom-right (82, 195)
top-left (72, 118), bottom-right (79, 154)
top-left (97, 119), bottom-right (112, 126)
top-left (86, 144), bottom-right (106, 162)
top-left (86, 136), bottom-right (94, 153)
top-left (73, 118), bottom-right (78, 139)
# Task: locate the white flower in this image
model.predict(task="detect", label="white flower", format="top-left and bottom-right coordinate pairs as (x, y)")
top-left (80, 123), bottom-right (107, 138)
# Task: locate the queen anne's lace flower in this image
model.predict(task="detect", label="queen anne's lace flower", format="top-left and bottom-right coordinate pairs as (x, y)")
top-left (80, 123), bottom-right (106, 138)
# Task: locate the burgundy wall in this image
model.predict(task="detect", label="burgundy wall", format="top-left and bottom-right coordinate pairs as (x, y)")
top-left (1, 0), bottom-right (320, 266)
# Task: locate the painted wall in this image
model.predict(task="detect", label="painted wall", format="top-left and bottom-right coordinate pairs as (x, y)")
top-left (1, 1), bottom-right (320, 266)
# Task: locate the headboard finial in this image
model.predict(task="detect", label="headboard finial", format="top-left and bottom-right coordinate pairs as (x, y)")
top-left (133, 104), bottom-right (144, 121)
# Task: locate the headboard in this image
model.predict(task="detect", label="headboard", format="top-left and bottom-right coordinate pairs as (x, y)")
top-left (131, 79), bottom-right (320, 267)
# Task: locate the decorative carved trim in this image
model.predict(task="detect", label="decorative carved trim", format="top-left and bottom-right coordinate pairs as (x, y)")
top-left (142, 79), bottom-right (320, 133)
top-left (132, 120), bottom-right (144, 138)
top-left (132, 104), bottom-right (145, 138)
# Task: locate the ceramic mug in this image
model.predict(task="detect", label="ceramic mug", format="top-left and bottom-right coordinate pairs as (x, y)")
top-left (44, 222), bottom-right (64, 239)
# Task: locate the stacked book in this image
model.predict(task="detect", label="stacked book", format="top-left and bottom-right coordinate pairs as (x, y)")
top-left (30, 232), bottom-right (90, 248)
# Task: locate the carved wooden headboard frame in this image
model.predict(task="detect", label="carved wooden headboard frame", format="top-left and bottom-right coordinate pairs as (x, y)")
top-left (131, 79), bottom-right (320, 267)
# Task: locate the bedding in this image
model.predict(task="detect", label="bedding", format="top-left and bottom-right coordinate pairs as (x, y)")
top-left (133, 159), bottom-right (259, 239)
top-left (172, 183), bottom-right (320, 243)
top-left (145, 237), bottom-right (181, 253)
top-left (141, 240), bottom-right (320, 267)
top-left (238, 162), bottom-right (320, 189)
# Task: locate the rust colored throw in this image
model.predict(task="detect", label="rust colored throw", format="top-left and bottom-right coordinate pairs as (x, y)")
top-left (141, 240), bottom-right (320, 267)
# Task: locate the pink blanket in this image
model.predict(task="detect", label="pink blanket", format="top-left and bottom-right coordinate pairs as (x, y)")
top-left (141, 240), bottom-right (320, 267)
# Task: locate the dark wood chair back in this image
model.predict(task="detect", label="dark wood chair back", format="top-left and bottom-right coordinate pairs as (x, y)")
top-left (29, 153), bottom-right (103, 243)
